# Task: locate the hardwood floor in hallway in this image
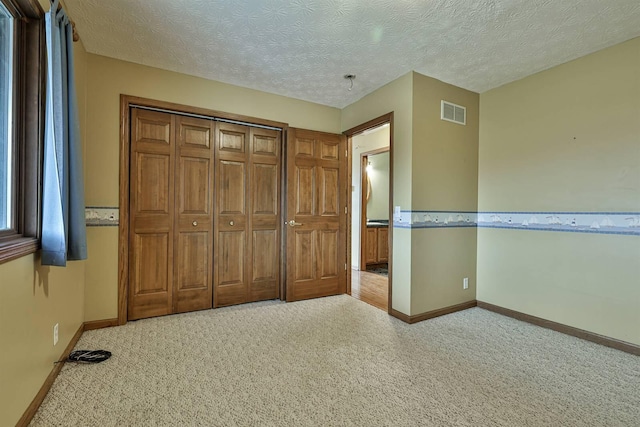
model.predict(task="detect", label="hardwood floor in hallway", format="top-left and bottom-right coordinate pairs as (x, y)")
top-left (350, 269), bottom-right (388, 311)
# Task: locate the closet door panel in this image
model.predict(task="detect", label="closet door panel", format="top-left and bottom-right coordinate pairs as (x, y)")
top-left (181, 122), bottom-right (211, 148)
top-left (252, 230), bottom-right (278, 281)
top-left (174, 116), bottom-right (214, 314)
top-left (214, 123), bottom-right (250, 307)
top-left (219, 127), bottom-right (246, 153)
top-left (248, 128), bottom-right (281, 302)
top-left (176, 231), bottom-right (209, 289)
top-left (216, 229), bottom-right (247, 306)
top-left (219, 160), bottom-right (246, 214)
top-left (178, 157), bottom-right (210, 214)
top-left (135, 115), bottom-right (171, 146)
top-left (214, 124), bottom-right (281, 306)
top-left (136, 154), bottom-right (171, 214)
top-left (252, 164), bottom-right (278, 215)
top-left (133, 233), bottom-right (170, 294)
top-left (253, 134), bottom-right (276, 155)
top-left (250, 228), bottom-right (278, 301)
top-left (129, 109), bottom-right (175, 320)
top-left (218, 230), bottom-right (245, 285)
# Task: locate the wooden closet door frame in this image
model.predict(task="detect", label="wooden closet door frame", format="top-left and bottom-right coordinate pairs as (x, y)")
top-left (118, 95), bottom-right (287, 325)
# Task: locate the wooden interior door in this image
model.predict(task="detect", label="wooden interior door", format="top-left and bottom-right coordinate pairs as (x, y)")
top-left (129, 109), bottom-right (175, 320)
top-left (285, 128), bottom-right (347, 301)
top-left (173, 116), bottom-right (214, 313)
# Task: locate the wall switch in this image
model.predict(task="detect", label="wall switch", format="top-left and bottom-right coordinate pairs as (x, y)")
top-left (463, 278), bottom-right (469, 290)
top-left (53, 323), bottom-right (59, 346)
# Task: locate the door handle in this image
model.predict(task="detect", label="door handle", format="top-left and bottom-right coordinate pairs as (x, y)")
top-left (288, 220), bottom-right (303, 227)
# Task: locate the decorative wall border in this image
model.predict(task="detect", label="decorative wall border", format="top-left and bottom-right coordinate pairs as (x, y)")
top-left (85, 207), bottom-right (119, 226)
top-left (393, 210), bottom-right (640, 236)
top-left (85, 206), bottom-right (640, 235)
top-left (394, 210), bottom-right (477, 229)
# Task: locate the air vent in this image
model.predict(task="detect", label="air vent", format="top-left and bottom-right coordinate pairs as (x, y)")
top-left (441, 100), bottom-right (466, 125)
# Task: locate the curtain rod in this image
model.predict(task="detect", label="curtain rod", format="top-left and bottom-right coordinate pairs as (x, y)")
top-left (55, 1), bottom-right (80, 42)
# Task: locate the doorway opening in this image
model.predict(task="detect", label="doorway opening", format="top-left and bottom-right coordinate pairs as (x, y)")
top-left (344, 114), bottom-right (393, 313)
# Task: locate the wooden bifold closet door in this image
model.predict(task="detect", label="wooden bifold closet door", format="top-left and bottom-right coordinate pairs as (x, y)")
top-left (128, 109), bottom-right (214, 320)
top-left (128, 107), bottom-right (281, 320)
top-left (214, 123), bottom-right (281, 307)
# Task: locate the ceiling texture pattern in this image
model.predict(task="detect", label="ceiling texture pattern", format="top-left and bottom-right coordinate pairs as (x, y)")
top-left (64, 0), bottom-right (640, 108)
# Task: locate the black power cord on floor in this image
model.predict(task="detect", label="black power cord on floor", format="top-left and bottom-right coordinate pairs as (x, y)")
top-left (67, 350), bottom-right (112, 363)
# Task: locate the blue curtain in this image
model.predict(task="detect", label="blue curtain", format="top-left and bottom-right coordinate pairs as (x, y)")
top-left (41, 0), bottom-right (87, 266)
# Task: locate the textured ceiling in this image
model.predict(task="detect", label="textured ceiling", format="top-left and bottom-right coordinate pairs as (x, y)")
top-left (64, 0), bottom-right (640, 108)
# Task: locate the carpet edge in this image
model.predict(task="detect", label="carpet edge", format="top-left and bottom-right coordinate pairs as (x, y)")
top-left (391, 300), bottom-right (478, 324)
top-left (477, 301), bottom-right (640, 356)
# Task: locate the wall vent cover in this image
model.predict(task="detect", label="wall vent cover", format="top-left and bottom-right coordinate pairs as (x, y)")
top-left (441, 100), bottom-right (466, 125)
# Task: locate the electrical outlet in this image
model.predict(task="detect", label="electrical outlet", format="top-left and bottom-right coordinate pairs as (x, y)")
top-left (463, 278), bottom-right (469, 290)
top-left (53, 323), bottom-right (59, 346)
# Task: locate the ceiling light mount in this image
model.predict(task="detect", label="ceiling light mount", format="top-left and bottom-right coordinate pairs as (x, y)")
top-left (344, 74), bottom-right (356, 91)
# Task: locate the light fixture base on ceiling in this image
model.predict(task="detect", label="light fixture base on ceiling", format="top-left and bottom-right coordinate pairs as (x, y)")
top-left (344, 74), bottom-right (356, 91)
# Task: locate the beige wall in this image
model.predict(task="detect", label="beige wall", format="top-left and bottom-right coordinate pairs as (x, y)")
top-left (342, 72), bottom-right (413, 208)
top-left (351, 127), bottom-right (390, 269)
top-left (411, 72), bottom-right (479, 210)
top-left (0, 255), bottom-right (85, 426)
top-left (478, 38), bottom-right (640, 344)
top-left (83, 54), bottom-right (342, 321)
top-left (342, 72), bottom-right (413, 314)
top-left (479, 38), bottom-right (639, 212)
top-left (411, 228), bottom-right (478, 313)
top-left (84, 227), bottom-right (119, 321)
top-left (0, 30), bottom-right (88, 426)
top-left (409, 72), bottom-right (480, 315)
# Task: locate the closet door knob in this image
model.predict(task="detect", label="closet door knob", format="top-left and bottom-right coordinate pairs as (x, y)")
top-left (192, 221), bottom-right (198, 226)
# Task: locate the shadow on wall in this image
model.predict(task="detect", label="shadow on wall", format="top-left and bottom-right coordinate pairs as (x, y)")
top-left (34, 253), bottom-right (50, 297)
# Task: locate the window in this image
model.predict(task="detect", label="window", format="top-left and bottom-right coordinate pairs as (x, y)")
top-left (0, 1), bottom-right (12, 231)
top-left (0, 0), bottom-right (44, 264)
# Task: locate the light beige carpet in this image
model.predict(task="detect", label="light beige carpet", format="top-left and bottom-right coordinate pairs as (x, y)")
top-left (31, 295), bottom-right (639, 426)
